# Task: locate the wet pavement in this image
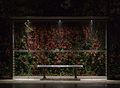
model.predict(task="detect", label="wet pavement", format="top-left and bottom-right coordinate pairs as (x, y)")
top-left (0, 83), bottom-right (120, 88)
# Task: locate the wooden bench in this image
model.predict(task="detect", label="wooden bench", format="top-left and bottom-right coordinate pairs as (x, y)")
top-left (37, 65), bottom-right (83, 79)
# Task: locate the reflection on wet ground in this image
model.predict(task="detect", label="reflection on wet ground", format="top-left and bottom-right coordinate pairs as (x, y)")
top-left (0, 83), bottom-right (120, 88)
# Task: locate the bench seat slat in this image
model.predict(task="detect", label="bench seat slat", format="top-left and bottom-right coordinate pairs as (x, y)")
top-left (37, 65), bottom-right (83, 68)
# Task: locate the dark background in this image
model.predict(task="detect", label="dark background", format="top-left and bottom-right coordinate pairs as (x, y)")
top-left (0, 0), bottom-right (120, 79)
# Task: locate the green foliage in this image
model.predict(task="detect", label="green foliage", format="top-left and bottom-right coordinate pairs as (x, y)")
top-left (14, 20), bottom-right (106, 76)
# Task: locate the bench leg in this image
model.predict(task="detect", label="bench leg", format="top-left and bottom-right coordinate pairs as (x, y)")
top-left (74, 68), bottom-right (77, 79)
top-left (43, 68), bottom-right (46, 79)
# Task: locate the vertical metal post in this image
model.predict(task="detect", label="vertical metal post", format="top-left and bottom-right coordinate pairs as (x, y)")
top-left (12, 21), bottom-right (15, 79)
top-left (105, 22), bottom-right (107, 76)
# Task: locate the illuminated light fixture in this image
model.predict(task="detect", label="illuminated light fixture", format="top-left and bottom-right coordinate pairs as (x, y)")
top-left (58, 19), bottom-right (62, 28)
